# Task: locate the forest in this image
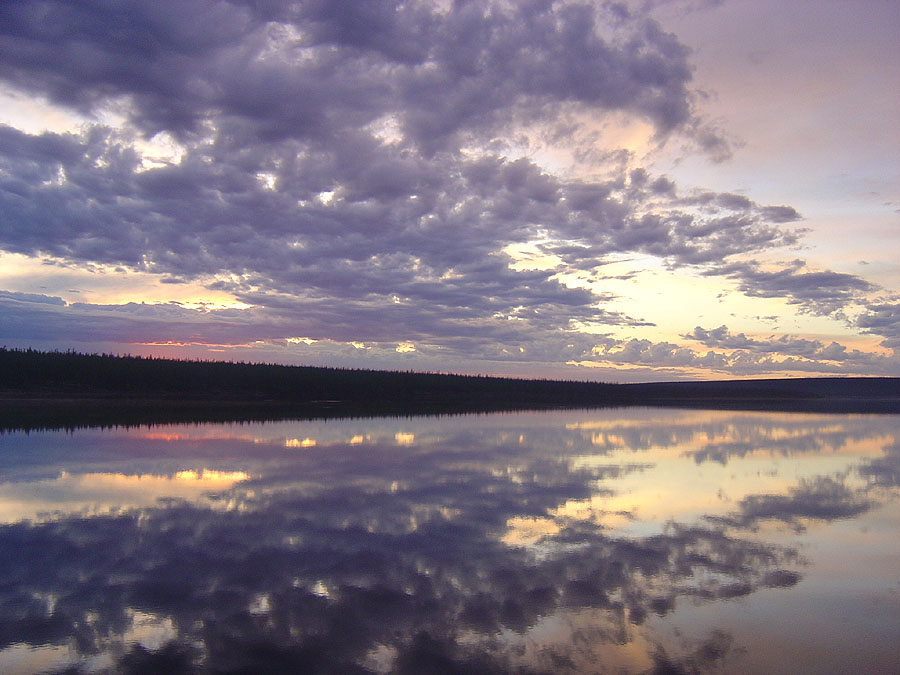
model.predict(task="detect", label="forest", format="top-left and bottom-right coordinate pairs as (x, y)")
top-left (2, 347), bottom-right (898, 431)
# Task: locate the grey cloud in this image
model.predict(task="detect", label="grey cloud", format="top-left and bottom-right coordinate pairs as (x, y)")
top-left (650, 174), bottom-right (677, 195)
top-left (857, 302), bottom-right (900, 332)
top-left (758, 205), bottom-right (802, 223)
top-left (0, 121), bottom-right (802, 357)
top-left (297, 0), bottom-right (434, 64)
top-left (0, 0), bottom-right (697, 146)
top-left (589, 328), bottom-right (899, 376)
top-left (593, 338), bottom-right (698, 367)
top-left (857, 441), bottom-right (900, 488)
top-left (684, 325), bottom-right (757, 349)
top-left (0, 290), bottom-right (274, 346)
top-left (0, 290), bottom-right (66, 306)
top-left (857, 301), bottom-right (900, 348)
top-left (710, 476), bottom-right (873, 531)
top-left (714, 192), bottom-right (752, 210)
top-left (0, 1), bottom-right (255, 136)
top-left (650, 629), bottom-right (737, 675)
top-left (704, 259), bottom-right (875, 315)
top-left (683, 325), bottom-right (881, 363)
top-left (683, 192), bottom-right (801, 223)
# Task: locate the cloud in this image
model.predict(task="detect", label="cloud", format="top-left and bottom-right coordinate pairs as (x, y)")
top-left (857, 301), bottom-right (900, 349)
top-left (857, 440), bottom-right (900, 489)
top-left (0, 0), bottom-right (697, 145)
top-left (0, 123), bottom-right (800, 324)
top-left (0, 290), bottom-right (271, 346)
top-left (5, 291), bottom-right (898, 377)
top-left (586, 328), bottom-right (899, 377)
top-left (708, 476), bottom-right (873, 531)
top-left (682, 325), bottom-right (896, 369)
top-left (703, 260), bottom-right (875, 316)
top-left (0, 0), bottom-right (891, 376)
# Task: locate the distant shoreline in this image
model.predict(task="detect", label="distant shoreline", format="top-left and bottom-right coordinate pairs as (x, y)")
top-left (2, 347), bottom-right (899, 431)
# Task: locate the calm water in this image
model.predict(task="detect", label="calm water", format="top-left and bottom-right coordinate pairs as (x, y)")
top-left (0, 409), bottom-right (898, 674)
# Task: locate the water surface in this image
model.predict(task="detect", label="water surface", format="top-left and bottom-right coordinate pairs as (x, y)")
top-left (1, 408), bottom-right (898, 673)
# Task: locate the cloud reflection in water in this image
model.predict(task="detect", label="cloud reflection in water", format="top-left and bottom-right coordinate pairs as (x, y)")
top-left (0, 409), bottom-right (897, 673)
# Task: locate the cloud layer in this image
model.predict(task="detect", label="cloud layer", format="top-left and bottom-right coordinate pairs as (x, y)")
top-left (0, 0), bottom-right (897, 377)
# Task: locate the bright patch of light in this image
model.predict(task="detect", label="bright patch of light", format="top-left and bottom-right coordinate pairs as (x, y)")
top-left (287, 337), bottom-right (318, 345)
top-left (396, 342), bottom-right (416, 353)
top-left (248, 593), bottom-right (271, 615)
top-left (0, 469), bottom-right (250, 524)
top-left (501, 515), bottom-right (560, 547)
top-left (0, 86), bottom-right (88, 135)
top-left (365, 113), bottom-right (404, 145)
top-left (133, 341), bottom-right (256, 350)
top-left (0, 642), bottom-right (73, 675)
top-left (258, 22), bottom-right (308, 61)
top-left (41, 165), bottom-right (67, 186)
top-left (504, 242), bottom-right (562, 271)
top-left (564, 255), bottom-right (863, 345)
top-left (173, 470), bottom-right (250, 483)
top-left (285, 438), bottom-right (317, 448)
top-left (135, 131), bottom-right (186, 171)
top-left (256, 171), bottom-right (277, 190)
top-left (124, 611), bottom-right (177, 652)
top-left (0, 252), bottom-right (254, 309)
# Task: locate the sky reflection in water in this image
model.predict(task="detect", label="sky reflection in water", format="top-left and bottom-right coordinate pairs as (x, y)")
top-left (0, 409), bottom-right (898, 674)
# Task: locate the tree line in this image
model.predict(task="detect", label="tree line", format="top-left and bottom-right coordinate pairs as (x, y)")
top-left (2, 347), bottom-right (897, 431)
top-left (0, 346), bottom-right (619, 407)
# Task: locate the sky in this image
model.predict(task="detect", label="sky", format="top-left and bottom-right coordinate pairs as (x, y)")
top-left (0, 0), bottom-right (898, 382)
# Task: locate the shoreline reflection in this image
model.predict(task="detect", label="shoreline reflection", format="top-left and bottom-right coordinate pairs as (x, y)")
top-left (0, 409), bottom-right (897, 673)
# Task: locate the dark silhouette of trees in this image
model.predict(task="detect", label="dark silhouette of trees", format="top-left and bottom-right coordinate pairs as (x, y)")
top-left (0, 346), bottom-right (617, 405)
top-left (1, 347), bottom-right (898, 431)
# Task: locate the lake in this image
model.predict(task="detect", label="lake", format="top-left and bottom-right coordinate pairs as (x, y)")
top-left (0, 408), bottom-right (898, 674)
